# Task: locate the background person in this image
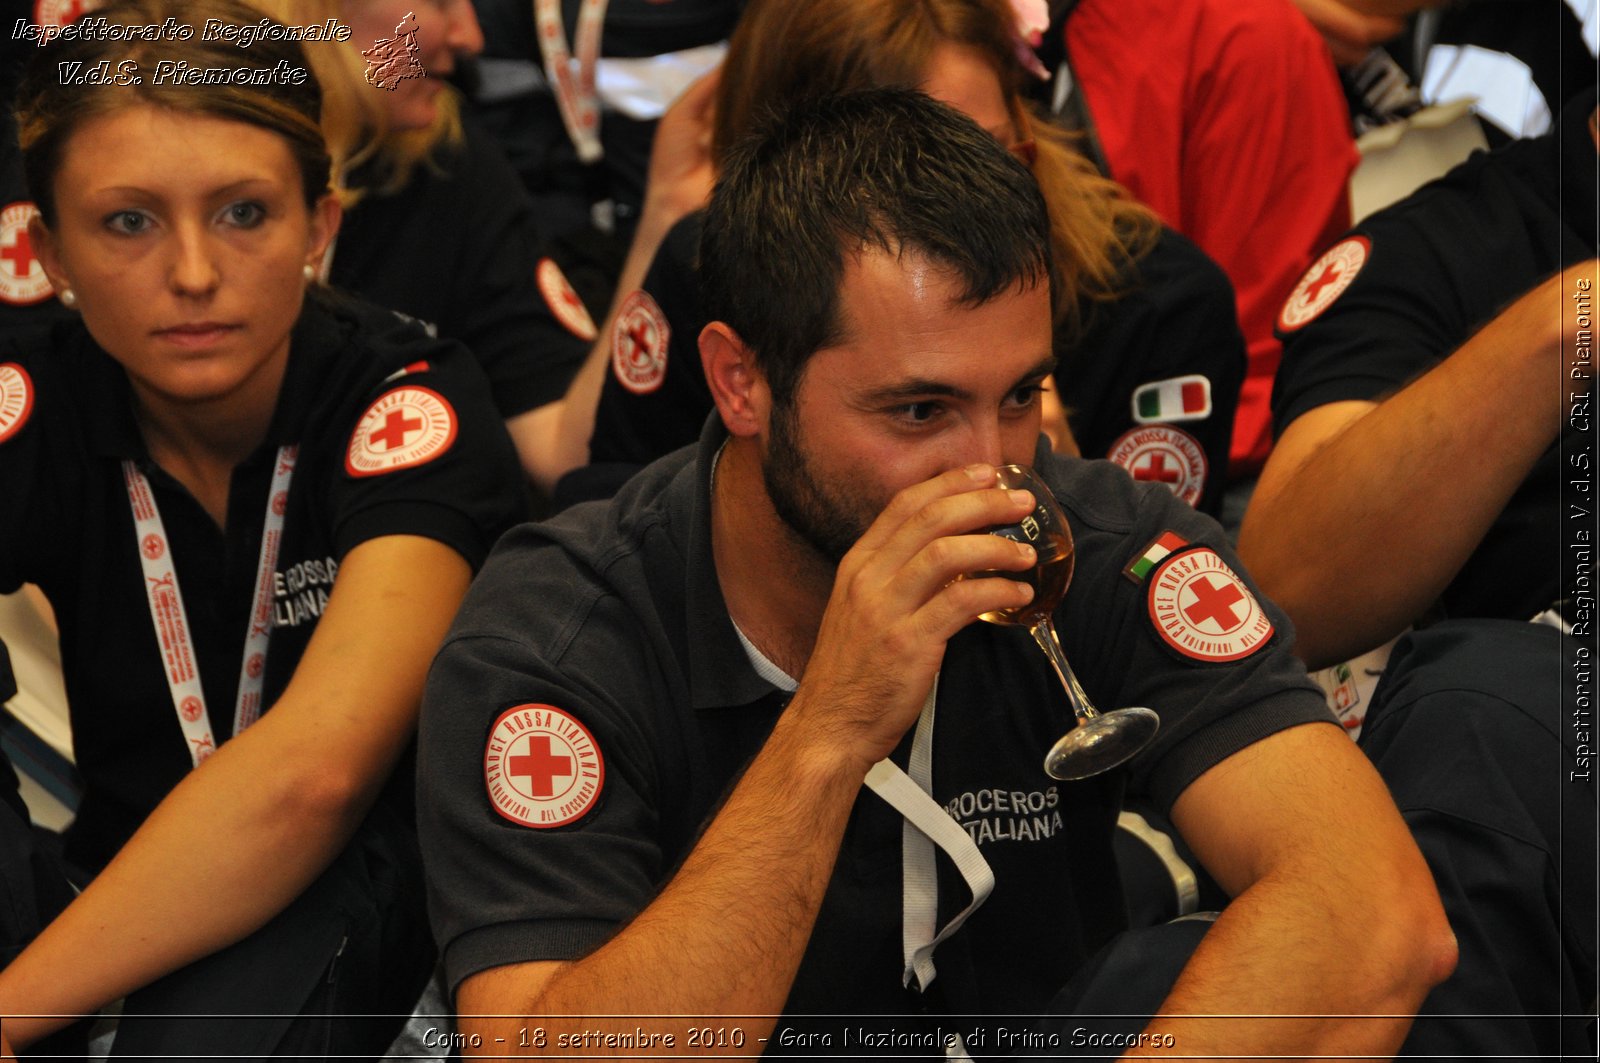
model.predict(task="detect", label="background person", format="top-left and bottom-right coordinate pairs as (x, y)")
top-left (0, 1), bottom-right (524, 1056)
top-left (558, 0), bottom-right (1247, 517)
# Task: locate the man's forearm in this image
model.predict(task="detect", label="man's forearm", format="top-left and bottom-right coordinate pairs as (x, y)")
top-left (461, 701), bottom-right (867, 1054)
top-left (1239, 275), bottom-right (1569, 666)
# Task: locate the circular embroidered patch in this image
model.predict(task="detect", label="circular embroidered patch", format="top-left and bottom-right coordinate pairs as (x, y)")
top-left (0, 203), bottom-right (53, 307)
top-left (1279, 236), bottom-right (1370, 332)
top-left (1107, 424), bottom-right (1207, 507)
top-left (33, 0), bottom-right (83, 29)
top-left (484, 704), bottom-right (605, 829)
top-left (610, 289), bottom-right (671, 395)
top-left (1147, 549), bottom-right (1274, 663)
top-left (345, 386), bottom-right (457, 478)
top-left (0, 363), bottom-right (35, 446)
top-left (537, 258), bottom-right (598, 341)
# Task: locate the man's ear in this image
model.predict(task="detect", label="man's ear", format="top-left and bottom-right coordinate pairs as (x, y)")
top-left (701, 321), bottom-right (769, 438)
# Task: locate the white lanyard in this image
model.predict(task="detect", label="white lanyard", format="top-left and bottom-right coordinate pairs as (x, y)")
top-left (124, 445), bottom-right (297, 768)
top-left (862, 680), bottom-right (995, 994)
top-left (536, 0), bottom-right (608, 164)
top-left (728, 612), bottom-right (996, 998)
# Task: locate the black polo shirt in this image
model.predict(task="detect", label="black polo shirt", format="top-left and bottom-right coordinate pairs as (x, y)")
top-left (584, 213), bottom-right (1244, 514)
top-left (332, 117), bottom-right (589, 419)
top-left (419, 420), bottom-right (1330, 1038)
top-left (0, 292), bottom-right (525, 872)
top-left (1273, 90), bottom-right (1597, 622)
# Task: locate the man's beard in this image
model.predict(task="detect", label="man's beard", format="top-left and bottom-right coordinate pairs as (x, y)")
top-left (761, 400), bottom-right (872, 565)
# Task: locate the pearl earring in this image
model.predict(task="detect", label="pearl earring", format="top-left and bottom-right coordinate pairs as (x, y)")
top-left (303, 264), bottom-right (317, 283)
top-left (59, 288), bottom-right (77, 308)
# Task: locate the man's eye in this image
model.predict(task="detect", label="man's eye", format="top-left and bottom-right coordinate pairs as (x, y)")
top-left (899, 402), bottom-right (942, 423)
top-left (1007, 384), bottom-right (1043, 408)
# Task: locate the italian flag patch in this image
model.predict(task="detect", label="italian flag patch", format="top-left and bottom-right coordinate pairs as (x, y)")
top-left (1131, 376), bottom-right (1212, 424)
top-left (1124, 531), bottom-right (1190, 584)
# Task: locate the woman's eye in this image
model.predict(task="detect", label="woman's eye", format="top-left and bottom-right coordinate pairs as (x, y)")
top-left (222, 201), bottom-right (266, 228)
top-left (104, 210), bottom-right (150, 235)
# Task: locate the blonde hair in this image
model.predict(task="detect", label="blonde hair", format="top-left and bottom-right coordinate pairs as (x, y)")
top-left (256, 0), bottom-right (461, 204)
top-left (714, 0), bottom-right (1159, 338)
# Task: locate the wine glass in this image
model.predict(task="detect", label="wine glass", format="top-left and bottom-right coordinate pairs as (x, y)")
top-left (977, 465), bottom-right (1159, 780)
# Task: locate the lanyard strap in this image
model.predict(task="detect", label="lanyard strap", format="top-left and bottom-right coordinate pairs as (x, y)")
top-left (125, 445), bottom-right (297, 768)
top-left (536, 0), bottom-right (608, 164)
top-left (864, 680), bottom-right (995, 994)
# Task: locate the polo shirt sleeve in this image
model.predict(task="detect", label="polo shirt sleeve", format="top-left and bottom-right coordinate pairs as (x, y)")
top-left (1272, 215), bottom-right (1467, 435)
top-left (442, 129), bottom-right (589, 419)
top-left (588, 212), bottom-right (711, 465)
top-left (1053, 461), bottom-right (1335, 815)
top-left (416, 535), bottom-right (672, 994)
top-left (327, 338), bottom-right (526, 572)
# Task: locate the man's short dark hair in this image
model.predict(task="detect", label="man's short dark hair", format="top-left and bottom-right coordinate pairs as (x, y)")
top-left (699, 87), bottom-right (1054, 406)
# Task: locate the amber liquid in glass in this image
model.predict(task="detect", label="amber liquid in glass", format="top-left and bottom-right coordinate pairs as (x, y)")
top-left (977, 528), bottom-right (1075, 627)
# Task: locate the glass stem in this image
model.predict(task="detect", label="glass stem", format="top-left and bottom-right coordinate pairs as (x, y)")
top-left (1029, 619), bottom-right (1100, 724)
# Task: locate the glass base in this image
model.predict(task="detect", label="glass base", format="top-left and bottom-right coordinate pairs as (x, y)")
top-left (1042, 707), bottom-right (1160, 781)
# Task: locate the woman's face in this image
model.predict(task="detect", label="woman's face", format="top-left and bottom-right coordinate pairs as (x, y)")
top-left (33, 104), bottom-right (337, 412)
top-left (919, 42), bottom-right (1028, 157)
top-left (341, 0), bottom-right (484, 131)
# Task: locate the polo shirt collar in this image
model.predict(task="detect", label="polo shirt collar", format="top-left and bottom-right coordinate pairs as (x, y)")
top-left (677, 415), bottom-right (791, 712)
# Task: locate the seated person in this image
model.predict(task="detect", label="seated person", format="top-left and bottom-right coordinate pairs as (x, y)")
top-left (0, 1), bottom-right (524, 1056)
top-left (1240, 88), bottom-right (1597, 666)
top-left (264, 0), bottom-right (591, 488)
top-left (418, 87), bottom-right (1454, 1056)
top-left (1046, 0), bottom-right (1357, 479)
top-left (564, 0), bottom-right (1246, 516)
top-left (1239, 87), bottom-right (1599, 1056)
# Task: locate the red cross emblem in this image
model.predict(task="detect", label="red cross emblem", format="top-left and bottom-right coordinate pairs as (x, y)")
top-left (611, 290), bottom-right (671, 394)
top-left (1109, 425), bottom-right (1206, 507)
top-left (1280, 237), bottom-right (1370, 332)
top-left (1300, 263), bottom-right (1342, 304)
top-left (346, 387), bottom-right (458, 478)
top-left (0, 202), bottom-right (52, 306)
top-left (538, 258), bottom-right (598, 340)
top-left (509, 735), bottom-right (573, 799)
top-left (246, 653), bottom-right (264, 679)
top-left (369, 409), bottom-right (423, 451)
top-left (484, 704), bottom-right (606, 828)
top-left (0, 227), bottom-right (34, 275)
top-left (1147, 549), bottom-right (1273, 662)
top-left (1182, 575), bottom-right (1246, 632)
top-left (1131, 452), bottom-right (1183, 485)
top-left (142, 534), bottom-right (165, 560)
top-left (180, 696), bottom-right (204, 723)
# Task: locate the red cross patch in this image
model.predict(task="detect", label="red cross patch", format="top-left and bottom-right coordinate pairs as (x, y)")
top-left (0, 203), bottom-right (54, 307)
top-left (537, 258), bottom-right (598, 341)
top-left (610, 289), bottom-right (672, 395)
top-left (1147, 548), bottom-right (1273, 663)
top-left (1107, 425), bottom-right (1207, 507)
top-left (484, 704), bottom-right (605, 829)
top-left (0, 363), bottom-right (35, 446)
top-left (1279, 236), bottom-right (1369, 332)
top-left (345, 386), bottom-right (457, 477)
top-left (33, 0), bottom-right (84, 29)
